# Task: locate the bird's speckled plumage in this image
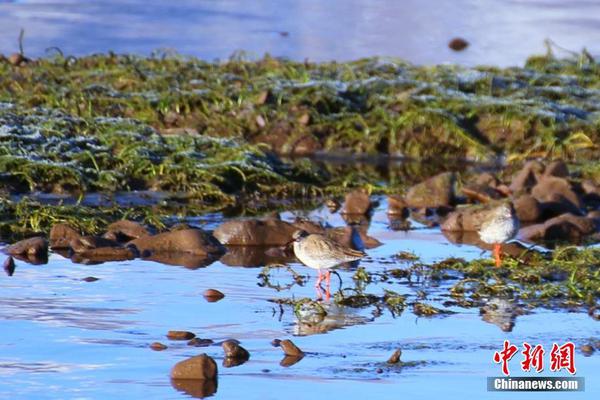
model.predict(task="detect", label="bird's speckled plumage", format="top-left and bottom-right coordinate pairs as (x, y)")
top-left (292, 230), bottom-right (366, 271)
top-left (479, 203), bottom-right (520, 244)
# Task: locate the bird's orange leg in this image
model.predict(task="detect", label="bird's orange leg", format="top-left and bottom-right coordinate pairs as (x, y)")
top-left (494, 243), bottom-right (502, 267)
top-left (325, 271), bottom-right (331, 287)
top-left (315, 270), bottom-right (323, 288)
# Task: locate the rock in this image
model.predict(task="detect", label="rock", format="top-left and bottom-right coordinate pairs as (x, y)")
top-left (5, 237), bottom-right (48, 257)
top-left (387, 195), bottom-right (408, 217)
top-left (513, 194), bottom-right (542, 222)
top-left (280, 355), bottom-right (304, 367)
top-left (171, 377), bottom-right (218, 398)
top-left (387, 349), bottom-right (402, 364)
top-left (81, 277), bottom-right (99, 282)
top-left (271, 339), bottom-right (282, 347)
top-left (203, 289), bottom-right (225, 302)
top-left (292, 219), bottom-right (326, 234)
top-left (544, 160), bottom-right (569, 177)
top-left (509, 160), bottom-right (544, 194)
top-left (170, 354), bottom-right (218, 380)
top-left (167, 331), bottom-right (196, 340)
top-left (440, 204), bottom-right (498, 232)
top-left (3, 256), bottom-right (15, 276)
top-left (448, 37), bottom-right (469, 51)
top-left (213, 219), bottom-right (297, 246)
top-left (326, 226), bottom-right (381, 250)
top-left (581, 344), bottom-right (595, 357)
top-left (188, 338), bottom-right (214, 347)
top-left (474, 172), bottom-right (499, 188)
top-left (279, 339), bottom-right (304, 357)
top-left (461, 184), bottom-right (503, 203)
top-left (539, 194), bottom-right (584, 217)
top-left (69, 236), bottom-right (120, 253)
top-left (582, 180), bottom-right (600, 207)
top-left (49, 223), bottom-right (81, 249)
top-left (150, 342), bottom-right (167, 351)
top-left (129, 229), bottom-right (224, 255)
top-left (341, 189), bottom-right (371, 215)
top-left (75, 247), bottom-right (136, 262)
top-left (405, 172), bottom-right (455, 208)
top-left (531, 176), bottom-right (582, 210)
top-left (143, 252), bottom-right (217, 269)
top-left (222, 340), bottom-right (250, 360)
top-left (105, 220), bottom-right (150, 241)
top-left (520, 213), bottom-right (597, 243)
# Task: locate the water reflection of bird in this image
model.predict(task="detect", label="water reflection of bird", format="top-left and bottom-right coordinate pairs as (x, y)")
top-left (292, 230), bottom-right (366, 299)
top-left (478, 203), bottom-right (519, 267)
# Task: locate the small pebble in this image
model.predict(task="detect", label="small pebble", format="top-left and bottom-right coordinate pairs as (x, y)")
top-left (271, 338), bottom-right (282, 347)
top-left (82, 276), bottom-right (99, 282)
top-left (376, 368), bottom-right (384, 374)
top-left (448, 37), bottom-right (469, 51)
top-left (167, 330), bottom-right (196, 340)
top-left (581, 344), bottom-right (595, 356)
top-left (387, 349), bottom-right (402, 364)
top-left (150, 342), bottom-right (167, 351)
top-left (188, 338), bottom-right (214, 347)
top-left (203, 289), bottom-right (225, 302)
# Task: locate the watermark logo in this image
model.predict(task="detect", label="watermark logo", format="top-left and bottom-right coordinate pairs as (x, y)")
top-left (488, 340), bottom-right (584, 392)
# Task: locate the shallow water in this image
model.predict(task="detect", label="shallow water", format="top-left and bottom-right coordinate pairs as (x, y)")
top-left (1, 0), bottom-right (600, 66)
top-left (1, 199), bottom-right (599, 399)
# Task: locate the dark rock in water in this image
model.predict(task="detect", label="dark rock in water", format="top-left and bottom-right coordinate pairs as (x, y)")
top-left (104, 220), bottom-right (150, 242)
top-left (167, 331), bottom-right (196, 340)
top-left (130, 229), bottom-right (224, 255)
top-left (74, 247), bottom-right (136, 263)
top-left (142, 252), bottom-right (217, 269)
top-left (5, 237), bottom-right (48, 257)
top-left (544, 160), bottom-right (569, 178)
top-left (440, 203), bottom-right (498, 232)
top-left (70, 236), bottom-right (119, 253)
top-left (406, 172), bottom-right (455, 208)
top-left (581, 344), bottom-right (595, 357)
top-left (222, 340), bottom-right (250, 360)
top-left (279, 339), bottom-right (304, 357)
top-left (387, 349), bottom-right (402, 364)
top-left (531, 176), bottom-right (582, 210)
top-left (520, 213), bottom-right (597, 243)
top-left (448, 37), bottom-right (469, 51)
top-left (150, 342), bottom-right (167, 351)
top-left (171, 377), bottom-right (218, 398)
top-left (582, 180), bottom-right (600, 207)
top-left (387, 195), bottom-right (408, 217)
top-left (49, 223), bottom-right (81, 249)
top-left (280, 355), bottom-right (304, 367)
top-left (82, 276), bottom-right (99, 282)
top-left (539, 194), bottom-right (584, 218)
top-left (203, 289), bottom-right (225, 302)
top-left (513, 194), bottom-right (542, 222)
top-left (341, 188), bottom-right (372, 215)
top-left (3, 256), bottom-right (15, 276)
top-left (509, 160), bottom-right (544, 194)
top-left (213, 219), bottom-right (297, 246)
top-left (188, 338), bottom-right (214, 347)
top-left (271, 339), bottom-right (282, 347)
top-left (170, 354), bottom-right (218, 380)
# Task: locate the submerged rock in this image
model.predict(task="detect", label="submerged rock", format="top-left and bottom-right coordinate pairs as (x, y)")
top-left (170, 354), bottom-right (218, 380)
top-left (3, 256), bottom-right (15, 276)
top-left (440, 203), bottom-right (498, 232)
top-left (69, 236), bottom-right (120, 253)
top-left (279, 339), bottom-right (304, 357)
top-left (130, 229), bottom-right (224, 255)
top-left (222, 340), bottom-right (250, 360)
top-left (341, 189), bottom-right (372, 215)
top-left (167, 331), bottom-right (196, 340)
top-left (213, 219), bottom-right (297, 246)
top-left (520, 213), bottom-right (598, 243)
top-left (150, 342), bottom-right (168, 351)
top-left (405, 172), bottom-right (455, 208)
top-left (104, 220), bottom-right (150, 241)
top-left (5, 237), bottom-right (48, 257)
top-left (513, 194), bottom-right (542, 222)
top-left (387, 349), bottom-right (402, 364)
top-left (49, 223), bottom-right (81, 249)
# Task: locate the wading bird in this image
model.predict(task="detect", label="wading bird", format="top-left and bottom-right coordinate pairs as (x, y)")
top-left (478, 202), bottom-right (520, 267)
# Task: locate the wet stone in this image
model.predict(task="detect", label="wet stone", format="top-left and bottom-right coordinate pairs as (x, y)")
top-left (448, 37), bottom-right (469, 51)
top-left (5, 237), bottom-right (48, 257)
top-left (514, 194), bottom-right (542, 222)
top-left (222, 340), bottom-right (250, 360)
top-left (271, 339), bottom-right (282, 347)
top-left (203, 289), bottom-right (225, 302)
top-left (387, 349), bottom-right (402, 364)
top-left (188, 338), bottom-right (214, 347)
top-left (406, 172), bottom-right (455, 208)
top-left (509, 160), bottom-right (543, 194)
top-left (129, 229), bottom-right (224, 256)
top-left (150, 342), bottom-right (168, 351)
top-left (544, 160), bottom-right (569, 178)
top-left (531, 176), bottom-right (582, 210)
top-left (387, 195), bottom-right (409, 217)
top-left (81, 276), bottom-right (99, 282)
top-left (341, 188), bottom-right (372, 215)
top-left (105, 220), bottom-right (150, 241)
top-left (213, 219), bottom-right (297, 246)
top-left (167, 331), bottom-right (196, 340)
top-left (70, 236), bottom-right (119, 253)
top-left (581, 344), bottom-right (595, 357)
top-left (3, 256), bottom-right (15, 276)
top-left (279, 339), bottom-right (304, 357)
top-left (170, 354), bottom-right (218, 380)
top-left (49, 223), bottom-right (81, 249)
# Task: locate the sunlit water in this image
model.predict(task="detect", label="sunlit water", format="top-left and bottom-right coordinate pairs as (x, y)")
top-left (1, 0), bottom-right (600, 66)
top-left (1, 199), bottom-right (599, 399)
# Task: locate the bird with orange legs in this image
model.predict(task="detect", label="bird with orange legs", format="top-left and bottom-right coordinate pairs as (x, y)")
top-left (292, 230), bottom-right (366, 300)
top-left (478, 202), bottom-right (520, 267)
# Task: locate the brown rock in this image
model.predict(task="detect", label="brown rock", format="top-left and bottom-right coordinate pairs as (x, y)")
top-left (279, 339), bottom-right (304, 357)
top-left (513, 194), bottom-right (542, 222)
top-left (292, 219), bottom-right (325, 234)
top-left (448, 37), bottom-right (469, 51)
top-left (170, 354), bottom-right (218, 380)
top-left (188, 338), bottom-right (214, 347)
top-left (167, 331), bottom-right (196, 340)
top-left (70, 236), bottom-right (119, 253)
top-left (387, 349), bottom-right (402, 364)
top-left (3, 256), bottom-right (15, 276)
top-left (440, 204), bottom-right (498, 232)
top-left (581, 344), bottom-right (595, 357)
top-left (474, 172), bottom-right (500, 188)
top-left (509, 160), bottom-right (544, 194)
top-left (105, 220), bottom-right (150, 241)
top-left (341, 189), bottom-right (372, 215)
top-left (222, 340), bottom-right (250, 360)
top-left (129, 229), bottom-right (224, 255)
top-left (520, 213), bottom-right (597, 243)
top-left (406, 172), bottom-right (455, 208)
top-left (544, 160), bottom-right (569, 177)
top-left (75, 247), bottom-right (136, 262)
top-left (280, 355), bottom-right (304, 367)
top-left (203, 289), bottom-right (225, 302)
top-left (461, 184), bottom-right (503, 203)
top-left (213, 219), bottom-right (297, 246)
top-left (531, 176), bottom-right (582, 210)
top-left (49, 223), bottom-right (81, 249)
top-left (388, 195), bottom-right (408, 217)
top-left (150, 342), bottom-right (168, 351)
top-left (326, 226), bottom-right (381, 250)
top-left (5, 237), bottom-right (48, 257)
top-left (171, 377), bottom-right (217, 398)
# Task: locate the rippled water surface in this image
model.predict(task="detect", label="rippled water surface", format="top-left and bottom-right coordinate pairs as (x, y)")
top-left (1, 0), bottom-right (600, 66)
top-left (1, 199), bottom-right (599, 399)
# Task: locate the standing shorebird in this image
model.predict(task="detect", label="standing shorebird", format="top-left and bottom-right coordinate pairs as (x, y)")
top-left (478, 202), bottom-right (520, 267)
top-left (292, 230), bottom-right (366, 299)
